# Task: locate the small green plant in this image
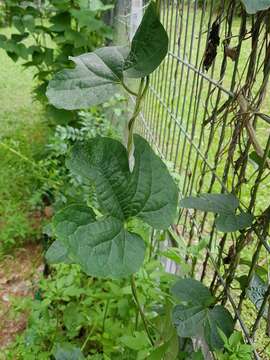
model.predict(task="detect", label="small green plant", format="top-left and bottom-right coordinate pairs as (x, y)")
top-left (215, 330), bottom-right (253, 359)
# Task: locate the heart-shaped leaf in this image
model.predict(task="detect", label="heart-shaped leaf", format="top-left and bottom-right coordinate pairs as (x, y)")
top-left (216, 213), bottom-right (253, 232)
top-left (241, 0), bottom-right (270, 14)
top-left (124, 2), bottom-right (168, 78)
top-left (67, 135), bottom-right (178, 229)
top-left (172, 278), bottom-right (234, 350)
top-left (46, 46), bottom-right (129, 109)
top-left (180, 193), bottom-right (239, 215)
top-left (171, 278), bottom-right (214, 307)
top-left (46, 204), bottom-right (145, 278)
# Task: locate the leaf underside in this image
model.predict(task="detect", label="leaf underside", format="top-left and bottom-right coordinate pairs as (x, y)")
top-left (46, 46), bottom-right (129, 110)
top-left (241, 0), bottom-right (270, 14)
top-left (180, 193), bottom-right (253, 232)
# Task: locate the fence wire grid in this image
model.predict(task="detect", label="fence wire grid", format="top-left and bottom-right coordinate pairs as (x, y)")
top-left (114, 0), bottom-right (270, 358)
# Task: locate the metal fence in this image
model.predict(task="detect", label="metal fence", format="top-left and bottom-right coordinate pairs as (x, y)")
top-left (114, 1), bottom-right (270, 358)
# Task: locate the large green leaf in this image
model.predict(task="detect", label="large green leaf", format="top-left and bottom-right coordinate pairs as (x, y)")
top-left (124, 2), bottom-right (168, 78)
top-left (67, 135), bottom-right (178, 229)
top-left (46, 46), bottom-right (129, 110)
top-left (171, 278), bottom-right (214, 307)
top-left (172, 279), bottom-right (234, 350)
top-left (173, 304), bottom-right (233, 350)
top-left (241, 0), bottom-right (270, 13)
top-left (216, 213), bottom-right (253, 232)
top-left (54, 214), bottom-right (146, 278)
top-left (180, 193), bottom-right (238, 214)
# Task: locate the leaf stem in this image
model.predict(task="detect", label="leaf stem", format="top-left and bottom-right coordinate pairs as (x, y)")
top-left (130, 274), bottom-right (154, 346)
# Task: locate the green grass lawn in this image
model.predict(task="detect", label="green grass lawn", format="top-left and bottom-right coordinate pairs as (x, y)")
top-left (0, 28), bottom-right (49, 255)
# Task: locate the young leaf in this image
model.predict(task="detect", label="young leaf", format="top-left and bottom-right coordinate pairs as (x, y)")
top-left (216, 213), bottom-right (253, 232)
top-left (46, 46), bottom-right (129, 109)
top-left (171, 278), bottom-right (214, 307)
top-left (124, 2), bottom-right (169, 78)
top-left (180, 193), bottom-right (239, 214)
top-left (241, 0), bottom-right (270, 14)
top-left (67, 135), bottom-right (178, 229)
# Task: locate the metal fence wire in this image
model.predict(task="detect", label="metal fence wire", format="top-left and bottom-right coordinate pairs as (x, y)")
top-left (114, 0), bottom-right (270, 358)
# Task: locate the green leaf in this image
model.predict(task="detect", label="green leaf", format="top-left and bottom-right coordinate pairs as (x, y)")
top-left (173, 304), bottom-right (206, 338)
top-left (249, 150), bottom-right (270, 168)
top-left (63, 303), bottom-right (85, 334)
top-left (54, 343), bottom-right (85, 360)
top-left (124, 2), bottom-right (168, 78)
top-left (171, 278), bottom-right (214, 307)
top-left (45, 240), bottom-right (72, 264)
top-left (147, 342), bottom-right (170, 359)
top-left (12, 16), bottom-right (25, 33)
top-left (241, 0), bottom-right (270, 14)
top-left (120, 331), bottom-right (150, 350)
top-left (23, 14), bottom-right (35, 32)
top-left (50, 12), bottom-right (71, 32)
top-left (172, 278), bottom-right (233, 350)
top-left (51, 206), bottom-right (145, 278)
top-left (180, 193), bottom-right (239, 214)
top-left (216, 213), bottom-right (253, 232)
top-left (71, 9), bottom-right (106, 30)
top-left (46, 46), bottom-right (129, 110)
top-left (204, 305), bottom-right (234, 350)
top-left (247, 274), bottom-right (268, 318)
top-left (65, 216), bottom-right (146, 278)
top-left (67, 135), bottom-right (178, 229)
top-left (53, 204), bottom-right (96, 243)
top-left (172, 304), bottom-right (233, 350)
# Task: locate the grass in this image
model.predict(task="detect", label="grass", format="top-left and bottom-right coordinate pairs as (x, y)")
top-left (0, 28), bottom-right (50, 255)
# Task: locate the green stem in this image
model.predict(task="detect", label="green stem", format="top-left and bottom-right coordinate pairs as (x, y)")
top-left (121, 81), bottom-right (139, 97)
top-left (81, 324), bottom-right (96, 352)
top-left (130, 275), bottom-right (154, 346)
top-left (102, 300), bottom-right (110, 332)
top-left (127, 77), bottom-right (149, 157)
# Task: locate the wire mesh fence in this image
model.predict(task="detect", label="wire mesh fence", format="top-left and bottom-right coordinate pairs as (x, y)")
top-left (114, 0), bottom-right (270, 357)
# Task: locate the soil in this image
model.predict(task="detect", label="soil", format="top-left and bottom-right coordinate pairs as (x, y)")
top-left (0, 243), bottom-right (44, 349)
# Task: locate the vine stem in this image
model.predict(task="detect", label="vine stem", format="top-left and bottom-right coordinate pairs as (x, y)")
top-left (130, 274), bottom-right (154, 346)
top-left (127, 77), bottom-right (149, 157)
